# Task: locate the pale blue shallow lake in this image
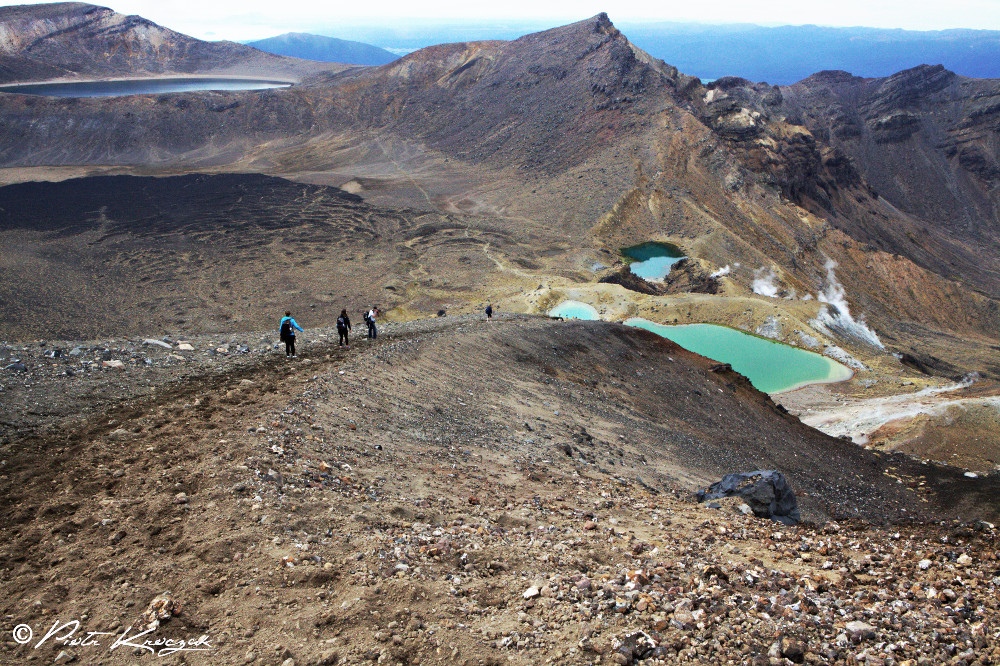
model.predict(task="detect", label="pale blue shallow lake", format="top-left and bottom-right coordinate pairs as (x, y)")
top-left (0, 78), bottom-right (292, 98)
top-left (625, 318), bottom-right (852, 393)
top-left (623, 242), bottom-right (685, 281)
top-left (549, 301), bottom-right (600, 320)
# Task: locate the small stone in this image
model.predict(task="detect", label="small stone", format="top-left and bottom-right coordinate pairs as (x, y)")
top-left (845, 621), bottom-right (874, 633)
top-left (177, 343), bottom-right (195, 351)
top-left (174, 492), bottom-right (189, 504)
top-left (102, 360), bottom-right (126, 370)
top-left (918, 559), bottom-right (932, 570)
top-left (281, 659), bottom-right (296, 666)
top-left (583, 521), bottom-right (597, 530)
top-left (957, 553), bottom-right (972, 566)
top-left (576, 577), bottom-right (592, 591)
top-left (54, 650), bottom-right (77, 663)
top-left (780, 636), bottom-right (806, 663)
top-left (143, 339), bottom-right (172, 349)
top-left (315, 650), bottom-right (339, 666)
top-left (523, 586), bottom-right (540, 600)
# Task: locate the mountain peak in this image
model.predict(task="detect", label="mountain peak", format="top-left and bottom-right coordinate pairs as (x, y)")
top-left (593, 12), bottom-right (615, 32)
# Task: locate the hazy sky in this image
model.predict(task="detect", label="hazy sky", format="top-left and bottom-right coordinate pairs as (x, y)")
top-left (9, 1), bottom-right (1000, 40)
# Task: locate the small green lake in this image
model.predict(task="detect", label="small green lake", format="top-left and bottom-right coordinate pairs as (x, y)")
top-left (625, 318), bottom-right (853, 393)
top-left (549, 301), bottom-right (600, 320)
top-left (623, 242), bottom-right (685, 281)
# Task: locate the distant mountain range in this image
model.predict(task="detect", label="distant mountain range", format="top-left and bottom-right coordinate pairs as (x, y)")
top-left (246, 33), bottom-right (397, 66)
top-left (619, 23), bottom-right (1000, 84)
top-left (308, 20), bottom-right (1000, 84)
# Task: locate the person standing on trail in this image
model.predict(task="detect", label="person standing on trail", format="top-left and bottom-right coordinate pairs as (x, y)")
top-left (279, 311), bottom-right (304, 358)
top-left (365, 306), bottom-right (379, 340)
top-left (485, 303), bottom-right (493, 321)
top-left (337, 309), bottom-right (352, 347)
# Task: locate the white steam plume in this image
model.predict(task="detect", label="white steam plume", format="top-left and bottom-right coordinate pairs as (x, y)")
top-left (752, 267), bottom-right (779, 297)
top-left (710, 265), bottom-right (731, 278)
top-left (811, 260), bottom-right (884, 349)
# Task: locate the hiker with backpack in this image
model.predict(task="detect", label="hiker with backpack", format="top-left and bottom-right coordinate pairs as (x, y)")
top-left (364, 306), bottom-right (379, 340)
top-left (337, 309), bottom-right (352, 347)
top-left (279, 311), bottom-right (304, 358)
top-left (485, 303), bottom-right (493, 321)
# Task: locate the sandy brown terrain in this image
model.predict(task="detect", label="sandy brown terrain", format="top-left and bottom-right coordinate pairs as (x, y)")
top-left (1, 315), bottom-right (998, 666)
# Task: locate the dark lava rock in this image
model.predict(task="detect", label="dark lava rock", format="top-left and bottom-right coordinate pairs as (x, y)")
top-left (4, 362), bottom-right (26, 372)
top-left (781, 636), bottom-right (806, 663)
top-left (599, 265), bottom-right (661, 295)
top-left (696, 470), bottom-right (801, 525)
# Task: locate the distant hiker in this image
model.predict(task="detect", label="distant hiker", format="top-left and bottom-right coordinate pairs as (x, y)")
top-left (336, 309), bottom-right (352, 347)
top-left (485, 303), bottom-right (493, 321)
top-left (279, 311), bottom-right (304, 358)
top-left (365, 306), bottom-right (379, 340)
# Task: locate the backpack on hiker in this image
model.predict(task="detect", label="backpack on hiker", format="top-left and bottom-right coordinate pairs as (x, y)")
top-left (280, 320), bottom-right (292, 341)
top-left (337, 315), bottom-right (348, 331)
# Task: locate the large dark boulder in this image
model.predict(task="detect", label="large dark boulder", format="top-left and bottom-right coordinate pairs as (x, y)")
top-left (697, 470), bottom-right (801, 525)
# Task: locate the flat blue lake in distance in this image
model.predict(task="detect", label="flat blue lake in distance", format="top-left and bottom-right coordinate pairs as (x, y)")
top-left (625, 318), bottom-right (853, 393)
top-left (0, 78), bottom-right (292, 98)
top-left (549, 301), bottom-right (600, 320)
top-left (623, 242), bottom-right (685, 281)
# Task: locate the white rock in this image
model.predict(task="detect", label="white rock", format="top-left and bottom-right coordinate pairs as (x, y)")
top-left (845, 620), bottom-right (874, 633)
top-left (957, 553), bottom-right (972, 566)
top-left (523, 586), bottom-right (540, 599)
top-left (918, 559), bottom-right (932, 570)
top-left (964, 471), bottom-right (979, 478)
top-left (102, 360), bottom-right (125, 370)
top-left (177, 343), bottom-right (195, 351)
top-left (142, 339), bottom-right (172, 349)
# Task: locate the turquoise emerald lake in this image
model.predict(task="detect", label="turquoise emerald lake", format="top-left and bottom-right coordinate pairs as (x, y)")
top-left (549, 301), bottom-right (600, 320)
top-left (625, 318), bottom-right (852, 393)
top-left (623, 242), bottom-right (685, 281)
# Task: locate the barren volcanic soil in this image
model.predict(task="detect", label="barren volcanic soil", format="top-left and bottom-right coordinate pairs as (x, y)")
top-left (0, 315), bottom-right (997, 665)
top-left (0, 173), bottom-right (531, 340)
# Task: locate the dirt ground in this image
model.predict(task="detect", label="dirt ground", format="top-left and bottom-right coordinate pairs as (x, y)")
top-left (1, 314), bottom-right (997, 665)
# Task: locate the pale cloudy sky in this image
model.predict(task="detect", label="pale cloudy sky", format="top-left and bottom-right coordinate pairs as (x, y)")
top-left (6, 1), bottom-right (1000, 40)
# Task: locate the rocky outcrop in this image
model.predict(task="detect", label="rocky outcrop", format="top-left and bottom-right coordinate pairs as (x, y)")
top-left (780, 64), bottom-right (1000, 293)
top-left (697, 470), bottom-right (801, 525)
top-left (659, 258), bottom-right (720, 295)
top-left (598, 265), bottom-right (661, 295)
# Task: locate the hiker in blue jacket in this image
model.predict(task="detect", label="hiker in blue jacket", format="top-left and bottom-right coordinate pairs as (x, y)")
top-left (279, 311), bottom-right (304, 357)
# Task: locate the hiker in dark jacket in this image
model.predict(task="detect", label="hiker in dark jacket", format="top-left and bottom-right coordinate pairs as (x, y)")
top-left (279, 311), bottom-right (304, 357)
top-left (336, 309), bottom-right (352, 347)
top-left (485, 303), bottom-right (493, 321)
